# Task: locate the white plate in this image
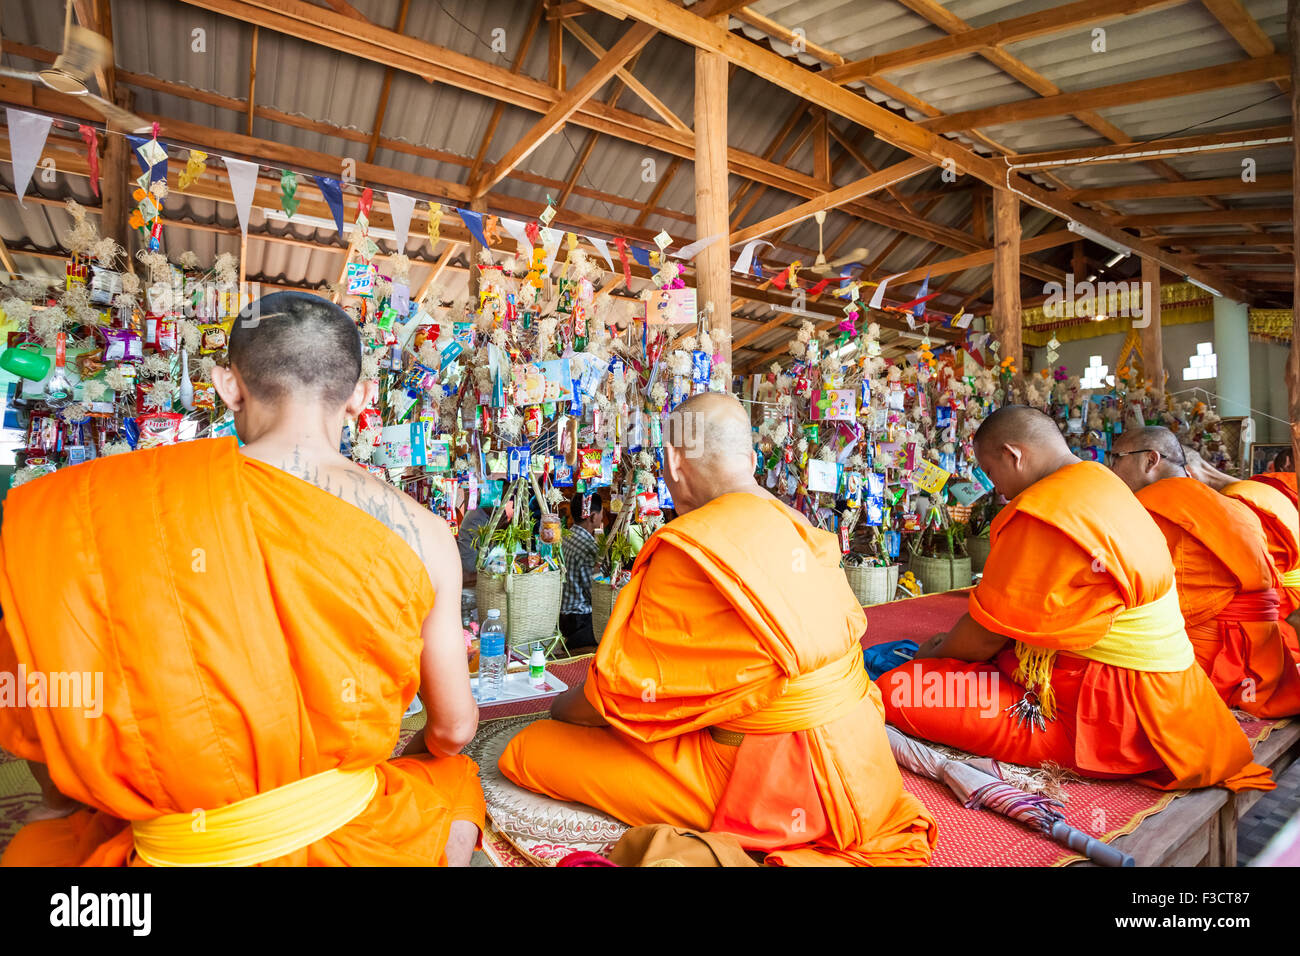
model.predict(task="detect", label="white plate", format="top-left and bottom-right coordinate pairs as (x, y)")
top-left (471, 668), bottom-right (569, 705)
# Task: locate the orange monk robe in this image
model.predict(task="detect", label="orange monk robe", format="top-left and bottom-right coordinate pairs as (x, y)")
top-left (1136, 478), bottom-right (1300, 718)
top-left (1221, 480), bottom-right (1300, 662)
top-left (1252, 471), bottom-right (1298, 508)
top-left (881, 462), bottom-right (1272, 792)
top-left (0, 437), bottom-right (483, 866)
top-left (499, 493), bottom-right (937, 866)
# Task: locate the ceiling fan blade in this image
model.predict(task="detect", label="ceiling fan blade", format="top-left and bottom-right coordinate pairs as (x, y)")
top-left (828, 247), bottom-right (869, 268)
top-left (86, 94), bottom-right (151, 132)
top-left (60, 25), bottom-right (111, 82)
top-left (0, 67), bottom-right (45, 85)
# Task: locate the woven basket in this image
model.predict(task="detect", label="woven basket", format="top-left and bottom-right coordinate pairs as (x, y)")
top-left (476, 568), bottom-right (564, 648)
top-left (967, 536), bottom-right (992, 574)
top-left (908, 554), bottom-right (973, 594)
top-left (590, 579), bottom-right (626, 643)
top-left (843, 564), bottom-right (899, 607)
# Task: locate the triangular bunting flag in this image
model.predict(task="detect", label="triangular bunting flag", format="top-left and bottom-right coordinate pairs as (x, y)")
top-left (501, 217), bottom-right (533, 255)
top-left (869, 274), bottom-right (900, 310)
top-left (542, 227), bottom-right (563, 274)
top-left (672, 232), bottom-right (725, 261)
top-left (6, 109), bottom-right (53, 206)
top-left (223, 156), bottom-right (259, 238)
top-left (78, 125), bottom-right (100, 199)
top-left (912, 273), bottom-right (930, 319)
top-left (313, 176), bottom-right (345, 236)
top-left (388, 191), bottom-right (415, 252)
top-left (459, 208), bottom-right (489, 249)
top-left (585, 235), bottom-right (615, 274)
top-left (628, 244), bottom-right (651, 269)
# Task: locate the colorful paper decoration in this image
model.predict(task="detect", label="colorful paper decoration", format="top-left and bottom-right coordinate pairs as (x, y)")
top-left (223, 156), bottom-right (259, 239)
top-left (79, 125), bottom-right (101, 198)
top-left (178, 149), bottom-right (207, 192)
top-left (427, 201), bottom-right (442, 245)
top-left (280, 169), bottom-right (299, 218)
top-left (911, 459), bottom-right (951, 496)
top-left (126, 131), bottom-right (168, 185)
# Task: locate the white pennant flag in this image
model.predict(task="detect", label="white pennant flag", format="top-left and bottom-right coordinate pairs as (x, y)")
top-left (223, 156), bottom-right (260, 238)
top-left (732, 238), bottom-right (773, 276)
top-left (585, 235), bottom-right (615, 274)
top-left (388, 191), bottom-right (416, 252)
top-left (869, 274), bottom-right (901, 310)
top-left (673, 232), bottom-right (726, 261)
top-left (541, 227), bottom-right (563, 274)
top-left (6, 109), bottom-right (53, 206)
top-left (501, 217), bottom-right (533, 255)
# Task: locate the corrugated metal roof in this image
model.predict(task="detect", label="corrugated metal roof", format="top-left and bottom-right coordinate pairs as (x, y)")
top-left (0, 0), bottom-right (1292, 360)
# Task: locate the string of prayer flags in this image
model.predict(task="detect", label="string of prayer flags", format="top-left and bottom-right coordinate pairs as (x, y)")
top-left (628, 244), bottom-right (652, 270)
top-left (869, 274), bottom-right (899, 310)
top-left (541, 227), bottom-right (563, 275)
top-left (5, 109), bottom-right (53, 206)
top-left (279, 169), bottom-right (299, 218)
top-left (483, 215), bottom-right (502, 249)
top-left (388, 191), bottom-right (415, 253)
top-left (357, 186), bottom-right (374, 222)
top-left (912, 273), bottom-right (931, 320)
top-left (222, 156), bottom-right (259, 239)
top-left (78, 125), bottom-right (101, 198)
top-left (313, 176), bottom-right (345, 236)
top-left (558, 232), bottom-right (579, 278)
top-left (178, 149), bottom-right (207, 192)
top-left (427, 201), bottom-right (442, 245)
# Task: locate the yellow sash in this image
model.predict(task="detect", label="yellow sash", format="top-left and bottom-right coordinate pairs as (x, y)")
top-left (1281, 567), bottom-right (1300, 589)
top-left (718, 646), bottom-right (868, 735)
top-left (132, 767), bottom-right (379, 867)
top-left (1013, 587), bottom-right (1192, 720)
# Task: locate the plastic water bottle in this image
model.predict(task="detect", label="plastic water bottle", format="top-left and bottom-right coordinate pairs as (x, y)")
top-left (479, 609), bottom-right (506, 701)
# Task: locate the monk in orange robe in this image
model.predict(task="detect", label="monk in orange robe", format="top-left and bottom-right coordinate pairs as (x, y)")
top-left (1185, 446), bottom-right (1300, 660)
top-left (0, 292), bottom-right (483, 866)
top-left (499, 393), bottom-right (937, 865)
top-left (881, 406), bottom-right (1272, 792)
top-left (1252, 465), bottom-right (1297, 508)
top-left (1109, 427), bottom-right (1300, 718)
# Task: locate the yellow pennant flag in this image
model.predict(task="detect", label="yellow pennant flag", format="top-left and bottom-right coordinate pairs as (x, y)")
top-left (427, 202), bottom-right (442, 245)
top-left (178, 149), bottom-right (208, 192)
top-left (558, 231), bottom-right (579, 279)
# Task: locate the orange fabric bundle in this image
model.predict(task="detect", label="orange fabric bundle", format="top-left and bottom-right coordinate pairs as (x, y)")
top-left (0, 438), bottom-right (482, 866)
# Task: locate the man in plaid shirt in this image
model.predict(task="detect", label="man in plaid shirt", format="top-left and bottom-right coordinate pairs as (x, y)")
top-left (560, 490), bottom-right (604, 651)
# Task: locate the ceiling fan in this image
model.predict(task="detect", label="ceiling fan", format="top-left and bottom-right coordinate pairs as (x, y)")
top-left (0, 0), bottom-right (150, 131)
top-left (806, 209), bottom-right (868, 276)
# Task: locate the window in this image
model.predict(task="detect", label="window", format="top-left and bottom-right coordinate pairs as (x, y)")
top-left (1081, 355), bottom-right (1113, 389)
top-left (1182, 342), bottom-right (1217, 382)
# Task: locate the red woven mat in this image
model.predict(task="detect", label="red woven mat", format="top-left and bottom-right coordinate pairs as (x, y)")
top-left (862, 590), bottom-right (971, 649)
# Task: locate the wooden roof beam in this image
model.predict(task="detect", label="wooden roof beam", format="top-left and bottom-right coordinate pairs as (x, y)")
top-left (561, 19), bottom-right (689, 132)
top-left (826, 0), bottom-right (1183, 85)
top-left (472, 21), bottom-right (656, 197)
top-left (1062, 172), bottom-right (1292, 202)
top-left (1012, 125), bottom-right (1292, 169)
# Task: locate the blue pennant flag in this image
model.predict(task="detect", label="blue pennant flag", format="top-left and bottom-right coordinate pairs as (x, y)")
top-left (458, 208), bottom-right (489, 248)
top-left (913, 272), bottom-right (930, 320)
top-left (126, 135), bottom-right (168, 185)
top-left (313, 176), bottom-right (345, 236)
top-left (629, 244), bottom-right (652, 269)
top-left (752, 259), bottom-right (764, 279)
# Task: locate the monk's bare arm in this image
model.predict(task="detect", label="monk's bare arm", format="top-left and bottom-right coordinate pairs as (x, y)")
top-left (550, 681), bottom-right (609, 727)
top-left (416, 514), bottom-right (479, 756)
top-left (915, 612), bottom-right (1009, 662)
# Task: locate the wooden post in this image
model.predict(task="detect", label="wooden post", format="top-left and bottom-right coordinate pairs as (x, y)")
top-left (1140, 256), bottom-right (1164, 398)
top-left (992, 187), bottom-right (1022, 393)
top-left (466, 195), bottom-right (487, 301)
top-left (101, 91), bottom-right (134, 268)
top-left (1071, 240), bottom-right (1087, 281)
top-left (1289, 0), bottom-right (1300, 476)
top-left (694, 21), bottom-right (731, 369)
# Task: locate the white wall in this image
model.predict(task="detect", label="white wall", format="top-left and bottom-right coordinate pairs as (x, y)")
top-left (1028, 321), bottom-right (1290, 443)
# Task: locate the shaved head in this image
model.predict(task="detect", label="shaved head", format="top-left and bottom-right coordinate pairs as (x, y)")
top-left (227, 292), bottom-right (363, 405)
top-left (666, 391), bottom-right (753, 469)
top-left (1109, 425), bottom-right (1187, 492)
top-left (662, 392), bottom-right (761, 515)
top-left (974, 405), bottom-right (1068, 456)
top-left (972, 405), bottom-right (1077, 500)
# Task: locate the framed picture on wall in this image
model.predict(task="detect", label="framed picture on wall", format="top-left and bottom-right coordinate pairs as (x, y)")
top-left (1251, 443), bottom-right (1292, 476)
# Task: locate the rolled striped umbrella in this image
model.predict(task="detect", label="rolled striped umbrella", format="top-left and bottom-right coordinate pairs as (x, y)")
top-left (885, 726), bottom-right (1134, 867)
